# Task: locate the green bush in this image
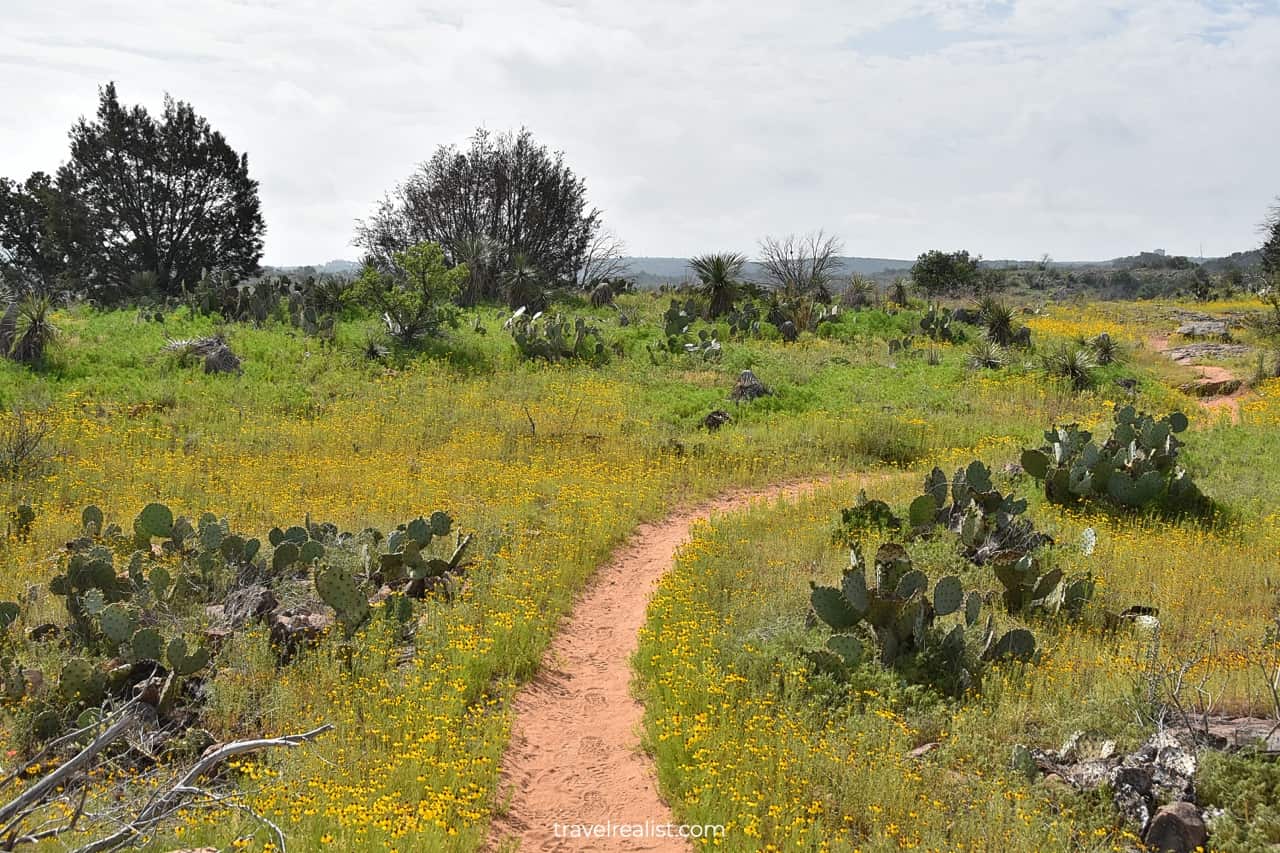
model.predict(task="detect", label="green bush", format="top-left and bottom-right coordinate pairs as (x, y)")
top-left (346, 242), bottom-right (466, 343)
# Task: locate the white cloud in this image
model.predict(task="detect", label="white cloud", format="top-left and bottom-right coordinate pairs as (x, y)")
top-left (1, 0), bottom-right (1277, 263)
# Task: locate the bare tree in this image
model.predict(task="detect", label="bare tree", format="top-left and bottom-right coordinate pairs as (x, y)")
top-left (576, 229), bottom-right (629, 289)
top-left (756, 230), bottom-right (844, 300)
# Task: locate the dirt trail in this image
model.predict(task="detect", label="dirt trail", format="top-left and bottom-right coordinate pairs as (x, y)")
top-left (1148, 335), bottom-right (1245, 423)
top-left (487, 473), bottom-right (875, 852)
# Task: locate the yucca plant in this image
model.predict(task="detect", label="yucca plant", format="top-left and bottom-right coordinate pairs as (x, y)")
top-left (689, 253), bottom-right (746, 319)
top-left (1042, 345), bottom-right (1096, 391)
top-left (1089, 332), bottom-right (1122, 365)
top-left (0, 293), bottom-right (58, 365)
top-left (966, 340), bottom-right (1006, 370)
top-left (503, 253), bottom-right (546, 312)
top-left (976, 296), bottom-right (1016, 346)
top-left (841, 275), bottom-right (877, 309)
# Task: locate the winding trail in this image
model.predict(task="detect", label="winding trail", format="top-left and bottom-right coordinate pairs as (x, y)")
top-left (1149, 334), bottom-right (1247, 423)
top-left (487, 473), bottom-right (871, 851)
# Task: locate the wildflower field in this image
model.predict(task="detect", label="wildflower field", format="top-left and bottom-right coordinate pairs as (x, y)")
top-left (1, 294), bottom-right (1277, 851)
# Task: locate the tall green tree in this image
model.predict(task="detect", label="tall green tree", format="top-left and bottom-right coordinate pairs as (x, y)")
top-left (911, 249), bottom-right (982, 298)
top-left (689, 252), bottom-right (746, 318)
top-left (0, 173), bottom-right (68, 290)
top-left (55, 83), bottom-right (265, 299)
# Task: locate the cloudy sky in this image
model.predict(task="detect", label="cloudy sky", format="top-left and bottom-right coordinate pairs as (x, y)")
top-left (3, 0), bottom-right (1279, 264)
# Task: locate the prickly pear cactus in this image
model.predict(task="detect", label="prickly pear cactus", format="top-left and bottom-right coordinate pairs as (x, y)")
top-left (130, 627), bottom-right (164, 662)
top-left (98, 603), bottom-right (136, 644)
top-left (135, 503), bottom-right (174, 539)
top-left (82, 505), bottom-right (104, 536)
top-left (59, 657), bottom-right (106, 705)
top-left (315, 564), bottom-right (370, 632)
top-left (166, 637), bottom-right (211, 676)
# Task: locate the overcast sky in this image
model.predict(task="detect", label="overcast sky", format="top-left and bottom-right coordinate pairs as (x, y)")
top-left (3, 1), bottom-right (1279, 265)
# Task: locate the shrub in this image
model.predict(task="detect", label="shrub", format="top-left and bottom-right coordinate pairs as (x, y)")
top-left (0, 408), bottom-right (55, 480)
top-left (347, 242), bottom-right (466, 344)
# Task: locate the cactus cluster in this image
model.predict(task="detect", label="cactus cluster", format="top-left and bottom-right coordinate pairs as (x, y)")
top-left (920, 304), bottom-right (956, 342)
top-left (808, 541), bottom-right (1036, 694)
top-left (910, 461), bottom-right (1051, 565)
top-left (506, 308), bottom-right (608, 364)
top-left (651, 299), bottom-right (723, 360)
top-left (990, 551), bottom-right (1095, 618)
top-left (1020, 407), bottom-right (1207, 513)
top-left (724, 300), bottom-right (761, 337)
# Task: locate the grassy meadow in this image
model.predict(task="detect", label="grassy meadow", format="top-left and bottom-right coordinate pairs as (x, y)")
top-left (1, 292), bottom-right (1278, 851)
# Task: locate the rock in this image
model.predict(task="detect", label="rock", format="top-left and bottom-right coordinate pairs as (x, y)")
top-left (221, 585), bottom-right (278, 629)
top-left (27, 622), bottom-right (59, 642)
top-left (1188, 714), bottom-right (1280, 751)
top-left (203, 627), bottom-right (232, 649)
top-left (1011, 326), bottom-right (1032, 347)
top-left (269, 608), bottom-right (334, 661)
top-left (1111, 764), bottom-right (1155, 828)
top-left (1176, 320), bottom-right (1229, 339)
top-left (1057, 730), bottom-right (1085, 762)
top-left (730, 369), bottom-right (770, 402)
top-left (1180, 377), bottom-right (1241, 397)
top-left (1001, 462), bottom-right (1024, 478)
top-left (1115, 377), bottom-right (1139, 392)
top-left (702, 410), bottom-right (732, 431)
top-left (1143, 802), bottom-right (1207, 853)
top-left (1166, 343), bottom-right (1249, 362)
top-left (908, 742), bottom-right (940, 759)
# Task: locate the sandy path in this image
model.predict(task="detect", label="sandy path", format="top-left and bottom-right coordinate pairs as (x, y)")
top-left (487, 473), bottom-right (872, 852)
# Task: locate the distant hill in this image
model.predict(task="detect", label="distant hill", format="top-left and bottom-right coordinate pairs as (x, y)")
top-left (622, 256), bottom-right (914, 287)
top-left (265, 248), bottom-right (1262, 286)
top-left (264, 259), bottom-right (361, 276)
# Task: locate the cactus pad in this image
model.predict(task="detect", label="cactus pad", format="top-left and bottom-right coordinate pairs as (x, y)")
top-left (933, 576), bottom-right (963, 616)
top-left (98, 603), bottom-right (136, 644)
top-left (135, 503), bottom-right (174, 539)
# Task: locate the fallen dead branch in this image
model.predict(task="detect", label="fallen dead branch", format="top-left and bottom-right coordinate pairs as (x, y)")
top-left (70, 723), bottom-right (333, 853)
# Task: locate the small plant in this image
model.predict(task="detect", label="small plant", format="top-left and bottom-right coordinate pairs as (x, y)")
top-left (831, 491), bottom-right (902, 545)
top-left (1089, 332), bottom-right (1123, 365)
top-left (0, 292), bottom-right (58, 365)
top-left (1041, 344), bottom-right (1096, 391)
top-left (977, 296), bottom-right (1018, 346)
top-left (1020, 407), bottom-right (1209, 513)
top-left (966, 340), bottom-right (1005, 370)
